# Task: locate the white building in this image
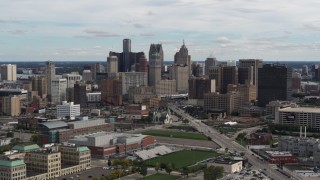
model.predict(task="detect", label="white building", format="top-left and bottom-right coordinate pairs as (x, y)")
top-left (57, 101), bottom-right (80, 120)
top-left (86, 92), bottom-right (101, 102)
top-left (62, 72), bottom-right (81, 88)
top-left (276, 107), bottom-right (320, 130)
top-left (0, 64), bottom-right (17, 81)
top-left (51, 78), bottom-right (67, 105)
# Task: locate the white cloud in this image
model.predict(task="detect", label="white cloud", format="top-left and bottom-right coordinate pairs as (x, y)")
top-left (0, 0), bottom-right (320, 61)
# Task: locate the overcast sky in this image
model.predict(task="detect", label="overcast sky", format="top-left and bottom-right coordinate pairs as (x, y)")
top-left (0, 0), bottom-right (320, 62)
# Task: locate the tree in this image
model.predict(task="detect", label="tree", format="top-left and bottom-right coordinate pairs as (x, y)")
top-left (204, 166), bottom-right (224, 180)
top-left (30, 134), bottom-right (38, 143)
top-left (240, 152), bottom-right (245, 156)
top-left (160, 162), bottom-right (167, 170)
top-left (107, 159), bottom-right (112, 167)
top-left (6, 131), bottom-right (14, 138)
top-left (224, 148), bottom-right (229, 154)
top-left (165, 163), bottom-right (173, 174)
top-left (155, 162), bottom-right (160, 172)
top-left (139, 166), bottom-right (147, 177)
top-left (181, 167), bottom-right (189, 177)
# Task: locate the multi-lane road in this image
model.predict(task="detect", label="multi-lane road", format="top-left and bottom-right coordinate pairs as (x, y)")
top-left (169, 104), bottom-right (290, 180)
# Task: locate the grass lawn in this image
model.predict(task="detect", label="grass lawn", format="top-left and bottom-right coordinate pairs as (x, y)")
top-left (144, 150), bottom-right (219, 169)
top-left (139, 173), bottom-right (180, 180)
top-left (142, 129), bottom-right (208, 140)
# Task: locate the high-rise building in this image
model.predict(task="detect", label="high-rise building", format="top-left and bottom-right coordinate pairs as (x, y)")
top-left (91, 63), bottom-right (105, 80)
top-left (155, 79), bottom-right (177, 96)
top-left (100, 77), bottom-right (123, 106)
top-left (204, 91), bottom-right (241, 115)
top-left (107, 56), bottom-right (118, 73)
top-left (57, 101), bottom-right (80, 120)
top-left (221, 66), bottom-right (238, 94)
top-left (136, 54), bottom-right (148, 73)
top-left (238, 67), bottom-right (253, 85)
top-left (174, 41), bottom-right (191, 75)
top-left (45, 61), bottom-right (55, 99)
top-left (148, 47), bottom-right (161, 86)
top-left (74, 82), bottom-right (87, 107)
top-left (1, 95), bottom-right (20, 116)
top-left (208, 66), bottom-right (222, 93)
top-left (109, 39), bottom-right (145, 72)
top-left (62, 72), bottom-right (81, 88)
top-left (239, 59), bottom-right (263, 95)
top-left (205, 57), bottom-right (217, 75)
top-left (149, 44), bottom-right (164, 72)
top-left (169, 65), bottom-right (189, 93)
top-left (82, 70), bottom-right (92, 81)
top-left (51, 78), bottom-right (67, 105)
top-left (123, 38), bottom-right (131, 53)
top-left (188, 78), bottom-right (215, 99)
top-left (31, 76), bottom-right (47, 98)
top-left (0, 64), bottom-right (17, 81)
top-left (120, 72), bottom-right (148, 95)
top-left (258, 64), bottom-right (293, 107)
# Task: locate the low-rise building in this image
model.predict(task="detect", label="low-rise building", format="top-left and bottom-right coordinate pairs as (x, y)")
top-left (57, 101), bottom-right (80, 120)
top-left (207, 159), bottom-right (243, 173)
top-left (67, 132), bottom-right (155, 159)
top-left (264, 151), bottom-right (298, 165)
top-left (0, 158), bottom-right (26, 180)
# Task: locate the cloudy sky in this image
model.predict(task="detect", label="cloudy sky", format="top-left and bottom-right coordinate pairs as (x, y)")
top-left (0, 0), bottom-right (320, 61)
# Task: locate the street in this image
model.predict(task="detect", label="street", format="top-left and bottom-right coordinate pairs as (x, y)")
top-left (169, 104), bottom-right (290, 180)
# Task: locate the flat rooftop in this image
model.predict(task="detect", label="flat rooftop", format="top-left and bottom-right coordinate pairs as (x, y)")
top-left (279, 107), bottom-right (320, 113)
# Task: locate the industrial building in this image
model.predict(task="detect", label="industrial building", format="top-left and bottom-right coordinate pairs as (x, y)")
top-left (38, 119), bottom-right (113, 144)
top-left (67, 132), bottom-right (155, 159)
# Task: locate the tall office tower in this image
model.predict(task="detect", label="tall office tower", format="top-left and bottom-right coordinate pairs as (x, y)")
top-left (107, 56), bottom-right (118, 73)
top-left (100, 77), bottom-right (123, 106)
top-left (188, 78), bottom-right (215, 99)
top-left (258, 64), bottom-right (293, 107)
top-left (1, 95), bottom-right (20, 116)
top-left (31, 76), bottom-right (47, 98)
top-left (0, 64), bottom-right (17, 81)
top-left (239, 59), bottom-right (263, 95)
top-left (191, 62), bottom-right (204, 77)
top-left (62, 72), bottom-right (81, 88)
top-left (74, 82), bottom-right (87, 107)
top-left (149, 47), bottom-right (161, 86)
top-left (169, 65), bottom-right (189, 93)
top-left (302, 65), bottom-right (308, 76)
top-left (51, 78), bottom-right (67, 105)
top-left (136, 54), bottom-right (148, 72)
top-left (123, 38), bottom-right (131, 53)
top-left (90, 63), bottom-right (104, 80)
top-left (149, 44), bottom-right (164, 72)
top-left (205, 57), bottom-right (217, 75)
top-left (109, 39), bottom-right (145, 72)
top-left (238, 67), bottom-right (253, 85)
top-left (82, 70), bottom-right (92, 81)
top-left (221, 66), bottom-right (238, 94)
top-left (45, 61), bottom-right (56, 98)
top-left (174, 41), bottom-right (192, 75)
top-left (208, 66), bottom-right (222, 93)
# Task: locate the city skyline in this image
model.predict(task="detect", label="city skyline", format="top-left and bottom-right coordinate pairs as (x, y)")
top-left (0, 0), bottom-right (320, 61)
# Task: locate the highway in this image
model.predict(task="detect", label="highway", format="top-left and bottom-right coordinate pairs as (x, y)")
top-left (169, 104), bottom-right (290, 180)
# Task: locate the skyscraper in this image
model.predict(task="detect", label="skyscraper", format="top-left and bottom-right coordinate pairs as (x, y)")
top-left (174, 41), bottom-right (191, 75)
top-left (136, 54), bottom-right (148, 73)
top-left (107, 56), bottom-right (118, 73)
top-left (31, 76), bottom-right (47, 98)
top-left (205, 57), bottom-right (217, 75)
top-left (221, 66), bottom-right (238, 94)
top-left (258, 64), bottom-right (292, 107)
top-left (109, 39), bottom-right (145, 72)
top-left (74, 82), bottom-right (87, 107)
top-left (51, 78), bottom-right (67, 105)
top-left (149, 44), bottom-right (162, 86)
top-left (239, 59), bottom-right (263, 96)
top-left (149, 44), bottom-right (164, 72)
top-left (0, 64), bottom-right (17, 81)
top-left (45, 61), bottom-right (55, 99)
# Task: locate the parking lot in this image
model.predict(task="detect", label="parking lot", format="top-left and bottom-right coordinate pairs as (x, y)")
top-left (58, 167), bottom-right (113, 180)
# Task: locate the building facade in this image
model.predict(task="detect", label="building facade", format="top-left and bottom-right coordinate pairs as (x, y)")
top-left (204, 91), bottom-right (241, 115)
top-left (57, 101), bottom-right (80, 120)
top-left (51, 78), bottom-right (67, 105)
top-left (148, 49), bottom-right (161, 87)
top-left (0, 64), bottom-right (17, 81)
top-left (120, 72), bottom-right (148, 95)
top-left (107, 56), bottom-right (118, 73)
top-left (45, 61), bottom-right (55, 98)
top-left (1, 95), bottom-right (20, 116)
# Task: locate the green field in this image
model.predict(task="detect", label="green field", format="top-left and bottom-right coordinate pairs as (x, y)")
top-left (139, 173), bottom-right (180, 180)
top-left (142, 129), bottom-right (208, 140)
top-left (145, 150), bottom-right (219, 169)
